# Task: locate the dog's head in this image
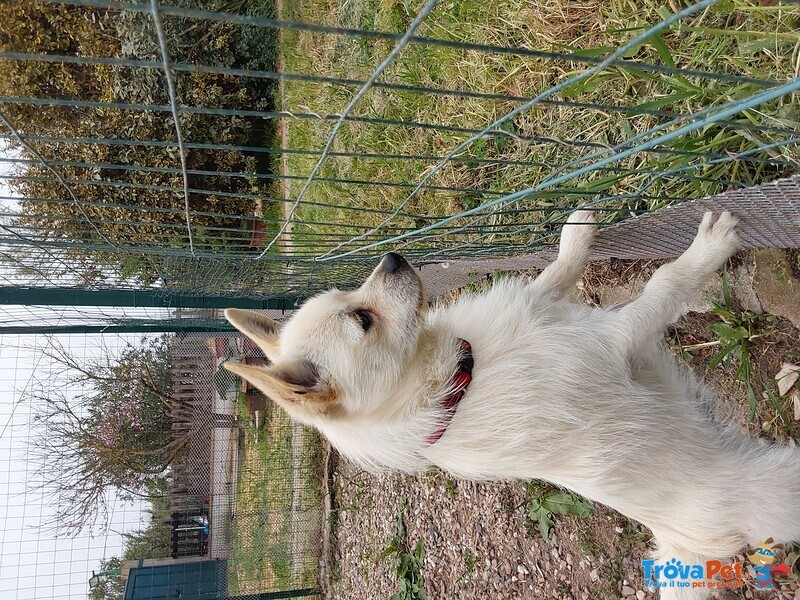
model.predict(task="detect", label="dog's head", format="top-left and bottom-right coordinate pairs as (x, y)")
top-left (224, 253), bottom-right (425, 425)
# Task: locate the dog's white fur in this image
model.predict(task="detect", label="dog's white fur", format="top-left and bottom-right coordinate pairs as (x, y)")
top-left (225, 211), bottom-right (800, 600)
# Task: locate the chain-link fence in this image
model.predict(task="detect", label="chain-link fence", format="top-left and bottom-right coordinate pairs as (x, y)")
top-left (168, 331), bottom-right (324, 598)
top-left (0, 323), bottom-right (325, 600)
top-left (1, 0), bottom-right (798, 304)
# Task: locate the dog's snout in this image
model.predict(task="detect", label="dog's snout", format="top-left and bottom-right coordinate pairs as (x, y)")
top-left (380, 252), bottom-right (407, 274)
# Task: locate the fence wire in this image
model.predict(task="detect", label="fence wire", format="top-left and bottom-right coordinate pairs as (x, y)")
top-left (0, 0), bottom-right (797, 304)
top-left (0, 323), bottom-right (325, 600)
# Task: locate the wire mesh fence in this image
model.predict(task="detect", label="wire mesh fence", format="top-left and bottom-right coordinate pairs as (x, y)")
top-left (168, 332), bottom-right (324, 598)
top-left (1, 1), bottom-right (800, 599)
top-left (0, 324), bottom-right (325, 600)
top-left (0, 0), bottom-right (798, 303)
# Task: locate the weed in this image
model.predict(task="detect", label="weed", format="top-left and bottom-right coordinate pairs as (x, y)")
top-left (521, 480), bottom-right (595, 540)
top-left (332, 467), bottom-right (374, 512)
top-left (444, 476), bottom-right (458, 500)
top-left (762, 386), bottom-right (800, 440)
top-left (381, 498), bottom-right (428, 600)
top-left (453, 547), bottom-right (479, 586)
top-left (463, 547), bottom-right (477, 573)
top-left (577, 516), bottom-right (650, 599)
top-left (706, 268), bottom-right (775, 416)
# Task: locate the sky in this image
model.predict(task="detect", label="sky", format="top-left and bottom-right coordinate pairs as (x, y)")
top-left (0, 152), bottom-right (148, 599)
top-left (0, 337), bottom-right (150, 600)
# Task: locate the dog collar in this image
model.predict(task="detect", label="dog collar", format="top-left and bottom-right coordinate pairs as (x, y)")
top-left (426, 339), bottom-right (473, 445)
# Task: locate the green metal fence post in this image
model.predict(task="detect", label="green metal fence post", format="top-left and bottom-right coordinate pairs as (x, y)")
top-left (0, 287), bottom-right (300, 310)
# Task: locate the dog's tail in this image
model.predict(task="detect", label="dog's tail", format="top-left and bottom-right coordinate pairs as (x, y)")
top-left (738, 441), bottom-right (800, 545)
top-left (648, 440), bottom-right (800, 599)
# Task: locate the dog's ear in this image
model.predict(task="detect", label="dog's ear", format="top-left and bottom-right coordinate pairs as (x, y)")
top-left (224, 308), bottom-right (281, 360)
top-left (223, 359), bottom-right (340, 419)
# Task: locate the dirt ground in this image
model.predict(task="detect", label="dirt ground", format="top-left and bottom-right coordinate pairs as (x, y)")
top-left (323, 250), bottom-right (800, 600)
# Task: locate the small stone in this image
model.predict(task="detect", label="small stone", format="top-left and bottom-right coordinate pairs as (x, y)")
top-left (590, 568), bottom-right (599, 582)
top-left (636, 592), bottom-right (646, 600)
top-left (615, 526), bottom-right (625, 533)
top-left (517, 564), bottom-right (529, 575)
top-left (622, 585), bottom-right (636, 595)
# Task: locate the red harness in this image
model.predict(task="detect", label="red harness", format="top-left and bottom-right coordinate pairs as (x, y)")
top-left (426, 339), bottom-right (474, 445)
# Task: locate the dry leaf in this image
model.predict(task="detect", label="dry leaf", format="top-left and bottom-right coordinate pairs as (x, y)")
top-left (793, 390), bottom-right (800, 422)
top-left (775, 362), bottom-right (800, 397)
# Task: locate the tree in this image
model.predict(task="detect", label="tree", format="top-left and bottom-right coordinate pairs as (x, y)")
top-left (0, 0), bottom-right (279, 284)
top-left (89, 479), bottom-right (172, 600)
top-left (89, 557), bottom-right (125, 600)
top-left (28, 335), bottom-right (197, 536)
top-left (119, 478), bottom-right (172, 562)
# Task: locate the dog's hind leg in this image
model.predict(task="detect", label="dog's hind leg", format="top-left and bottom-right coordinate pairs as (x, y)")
top-left (613, 211), bottom-right (739, 349)
top-left (527, 209), bottom-right (597, 301)
top-left (647, 539), bottom-right (711, 600)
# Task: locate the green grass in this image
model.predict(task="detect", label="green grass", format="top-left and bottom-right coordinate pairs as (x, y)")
top-left (706, 268), bottom-right (775, 417)
top-left (278, 0), bottom-right (799, 258)
top-left (227, 392), bottom-right (325, 595)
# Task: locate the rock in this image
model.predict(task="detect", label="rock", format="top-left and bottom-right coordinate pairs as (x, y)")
top-left (622, 585), bottom-right (636, 595)
top-left (590, 568), bottom-right (599, 582)
top-left (636, 592), bottom-right (646, 600)
top-left (752, 248), bottom-right (800, 327)
top-left (730, 263), bottom-right (763, 314)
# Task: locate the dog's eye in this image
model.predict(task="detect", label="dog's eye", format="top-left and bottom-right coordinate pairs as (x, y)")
top-left (352, 309), bottom-right (373, 332)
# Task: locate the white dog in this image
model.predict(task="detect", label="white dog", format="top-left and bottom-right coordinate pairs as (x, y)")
top-left (225, 211), bottom-right (800, 599)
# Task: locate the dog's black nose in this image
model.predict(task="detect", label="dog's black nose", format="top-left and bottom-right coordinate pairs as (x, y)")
top-left (381, 252), bottom-right (407, 273)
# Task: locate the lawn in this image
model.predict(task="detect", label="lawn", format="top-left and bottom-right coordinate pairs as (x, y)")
top-left (277, 0), bottom-right (799, 259)
top-left (228, 394), bottom-right (326, 595)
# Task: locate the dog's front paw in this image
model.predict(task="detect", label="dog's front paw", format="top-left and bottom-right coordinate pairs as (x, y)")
top-left (692, 211), bottom-right (740, 256)
top-left (684, 211), bottom-right (740, 273)
top-left (559, 209), bottom-right (597, 258)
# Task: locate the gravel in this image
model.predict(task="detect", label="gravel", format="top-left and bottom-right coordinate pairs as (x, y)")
top-left (324, 461), bottom-right (796, 599)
